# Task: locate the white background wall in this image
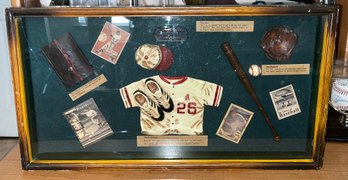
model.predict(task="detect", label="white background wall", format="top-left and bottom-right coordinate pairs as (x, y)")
top-left (0, 0), bottom-right (18, 137)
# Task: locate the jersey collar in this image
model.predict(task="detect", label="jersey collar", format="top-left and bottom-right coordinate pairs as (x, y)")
top-left (159, 76), bottom-right (188, 85)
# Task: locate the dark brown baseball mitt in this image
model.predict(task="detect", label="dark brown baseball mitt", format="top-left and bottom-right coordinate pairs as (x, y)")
top-left (260, 27), bottom-right (298, 61)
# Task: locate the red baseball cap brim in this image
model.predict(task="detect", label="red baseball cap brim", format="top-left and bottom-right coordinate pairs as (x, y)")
top-left (155, 46), bottom-right (174, 71)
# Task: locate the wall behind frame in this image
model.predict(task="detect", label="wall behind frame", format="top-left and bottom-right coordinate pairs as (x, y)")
top-left (0, 0), bottom-right (17, 137)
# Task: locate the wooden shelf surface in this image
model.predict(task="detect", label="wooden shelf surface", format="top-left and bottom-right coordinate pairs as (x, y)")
top-left (0, 142), bottom-right (347, 179)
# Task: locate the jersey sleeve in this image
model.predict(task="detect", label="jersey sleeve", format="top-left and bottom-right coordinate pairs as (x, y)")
top-left (200, 80), bottom-right (223, 107)
top-left (119, 80), bottom-right (144, 108)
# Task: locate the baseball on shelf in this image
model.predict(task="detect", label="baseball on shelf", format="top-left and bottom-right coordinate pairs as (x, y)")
top-left (331, 79), bottom-right (348, 111)
top-left (248, 64), bottom-right (262, 77)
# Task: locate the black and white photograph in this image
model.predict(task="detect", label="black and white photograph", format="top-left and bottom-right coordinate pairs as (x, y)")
top-left (63, 98), bottom-right (114, 148)
top-left (269, 84), bottom-right (301, 120)
top-left (216, 103), bottom-right (254, 144)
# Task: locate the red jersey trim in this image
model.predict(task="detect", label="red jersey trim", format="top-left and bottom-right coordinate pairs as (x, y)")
top-left (159, 76), bottom-right (188, 85)
top-left (121, 88), bottom-right (132, 108)
top-left (213, 85), bottom-right (222, 107)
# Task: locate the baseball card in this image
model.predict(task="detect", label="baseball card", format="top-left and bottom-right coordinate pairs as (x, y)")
top-left (91, 21), bottom-right (130, 64)
top-left (63, 98), bottom-right (113, 148)
top-left (216, 103), bottom-right (254, 144)
top-left (269, 84), bottom-right (301, 120)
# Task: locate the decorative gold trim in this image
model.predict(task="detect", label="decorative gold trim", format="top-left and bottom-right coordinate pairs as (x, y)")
top-left (311, 20), bottom-right (329, 160)
top-left (6, 9), bottom-right (32, 168)
top-left (33, 159), bottom-right (314, 165)
top-left (312, 11), bottom-right (338, 165)
top-left (14, 19), bottom-right (34, 163)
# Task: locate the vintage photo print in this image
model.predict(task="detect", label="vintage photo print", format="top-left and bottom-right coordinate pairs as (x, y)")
top-left (63, 98), bottom-right (113, 148)
top-left (216, 103), bottom-right (254, 144)
top-left (269, 84), bottom-right (301, 120)
top-left (91, 21), bottom-right (130, 64)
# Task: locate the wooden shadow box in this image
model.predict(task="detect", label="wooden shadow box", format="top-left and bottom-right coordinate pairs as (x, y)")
top-left (6, 5), bottom-right (337, 170)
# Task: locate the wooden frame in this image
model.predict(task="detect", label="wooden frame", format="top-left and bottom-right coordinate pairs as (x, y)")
top-left (6, 5), bottom-right (338, 170)
top-left (10, 0), bottom-right (325, 8)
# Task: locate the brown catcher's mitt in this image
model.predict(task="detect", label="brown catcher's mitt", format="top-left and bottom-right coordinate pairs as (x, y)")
top-left (260, 27), bottom-right (298, 61)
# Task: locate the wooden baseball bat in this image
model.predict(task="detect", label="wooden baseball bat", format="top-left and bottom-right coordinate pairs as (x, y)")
top-left (220, 41), bottom-right (281, 142)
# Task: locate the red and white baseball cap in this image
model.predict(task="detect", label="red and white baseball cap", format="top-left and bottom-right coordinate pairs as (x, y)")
top-left (135, 44), bottom-right (173, 71)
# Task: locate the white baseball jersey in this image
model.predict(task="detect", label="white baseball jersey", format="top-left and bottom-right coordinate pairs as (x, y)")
top-left (119, 75), bottom-right (223, 135)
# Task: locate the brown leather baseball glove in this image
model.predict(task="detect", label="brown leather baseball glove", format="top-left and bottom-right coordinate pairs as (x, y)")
top-left (260, 27), bottom-right (298, 61)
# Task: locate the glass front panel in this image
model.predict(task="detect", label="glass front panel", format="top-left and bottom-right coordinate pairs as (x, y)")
top-left (17, 14), bottom-right (324, 160)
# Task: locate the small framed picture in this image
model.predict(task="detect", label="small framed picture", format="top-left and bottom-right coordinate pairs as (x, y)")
top-left (63, 98), bottom-right (114, 148)
top-left (269, 84), bottom-right (301, 120)
top-left (91, 21), bottom-right (130, 64)
top-left (216, 103), bottom-right (254, 144)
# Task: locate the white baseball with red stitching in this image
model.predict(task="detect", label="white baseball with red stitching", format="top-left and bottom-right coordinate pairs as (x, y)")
top-left (248, 64), bottom-right (262, 77)
top-left (331, 79), bottom-right (348, 111)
